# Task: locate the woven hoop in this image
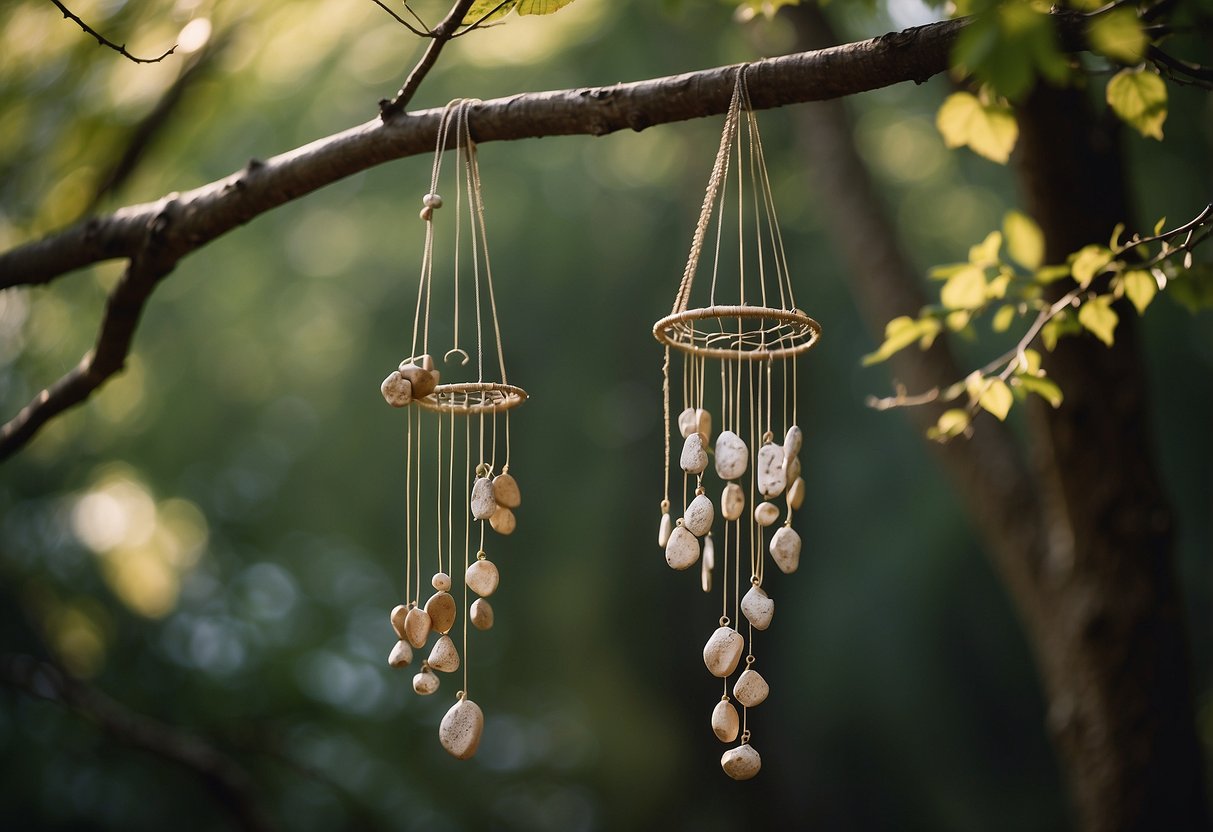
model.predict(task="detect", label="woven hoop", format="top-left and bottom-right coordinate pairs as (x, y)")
top-left (415, 382), bottom-right (528, 414)
top-left (653, 305), bottom-right (821, 361)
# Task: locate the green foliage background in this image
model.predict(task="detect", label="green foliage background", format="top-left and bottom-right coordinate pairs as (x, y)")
top-left (0, 0), bottom-right (1210, 829)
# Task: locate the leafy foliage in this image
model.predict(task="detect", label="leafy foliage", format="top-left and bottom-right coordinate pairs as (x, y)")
top-left (462, 0), bottom-right (578, 25)
top-left (935, 91), bottom-right (1018, 163)
top-left (1106, 67), bottom-right (1168, 140)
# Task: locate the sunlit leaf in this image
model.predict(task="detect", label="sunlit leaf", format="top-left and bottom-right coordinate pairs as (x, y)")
top-left (1122, 269), bottom-right (1156, 314)
top-left (952, 1), bottom-right (1069, 100)
top-left (1004, 210), bottom-right (1044, 270)
top-left (968, 230), bottom-right (1002, 266)
top-left (941, 264), bottom-right (989, 310)
top-left (462, 0), bottom-right (576, 24)
top-left (1016, 374), bottom-right (1063, 407)
top-left (733, 0), bottom-right (800, 22)
top-left (1077, 295), bottom-right (1118, 346)
top-left (862, 315), bottom-right (942, 365)
top-left (987, 268), bottom-right (1013, 299)
top-left (517, 0), bottom-right (578, 15)
top-left (936, 92), bottom-right (1018, 164)
top-left (1088, 7), bottom-right (1147, 63)
top-left (1035, 264), bottom-right (1071, 284)
top-left (1106, 67), bottom-right (1167, 140)
top-left (929, 262), bottom-right (969, 280)
top-left (1041, 310), bottom-right (1081, 350)
top-left (1154, 216), bottom-right (1167, 236)
top-left (1018, 348), bottom-right (1043, 376)
top-left (927, 408), bottom-right (971, 441)
top-left (978, 377), bottom-right (1013, 420)
top-left (992, 304), bottom-right (1016, 332)
top-left (1070, 245), bottom-right (1112, 288)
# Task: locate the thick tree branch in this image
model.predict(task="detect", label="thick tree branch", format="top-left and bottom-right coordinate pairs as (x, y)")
top-left (50, 0), bottom-right (177, 64)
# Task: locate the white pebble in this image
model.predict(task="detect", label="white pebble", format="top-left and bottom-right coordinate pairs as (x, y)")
top-left (683, 494), bottom-right (714, 537)
top-left (721, 743), bottom-right (762, 781)
top-left (756, 443), bottom-right (786, 498)
top-left (754, 501), bottom-right (779, 527)
top-left (703, 626), bottom-right (744, 678)
top-left (664, 525), bottom-right (700, 571)
top-left (465, 559), bottom-right (500, 597)
top-left (714, 430), bottom-right (749, 481)
top-left (740, 585), bottom-right (774, 630)
top-left (721, 483), bottom-right (745, 521)
top-left (680, 433), bottom-right (708, 475)
top-left (733, 668), bottom-right (770, 707)
top-left (439, 697), bottom-right (484, 760)
top-left (711, 699), bottom-right (739, 743)
top-left (770, 526), bottom-right (801, 574)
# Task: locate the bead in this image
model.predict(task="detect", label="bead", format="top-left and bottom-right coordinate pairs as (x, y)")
top-left (419, 206), bottom-right (434, 221)
top-left (683, 494), bottom-right (714, 537)
top-left (388, 640), bottom-right (412, 668)
top-left (703, 626), bottom-right (744, 678)
top-left (423, 193), bottom-right (443, 209)
top-left (770, 526), bottom-right (801, 575)
top-left (465, 559), bottom-right (499, 597)
top-left (424, 590), bottom-right (457, 634)
top-left (439, 697), bottom-right (484, 760)
top-left (412, 666), bottom-right (439, 695)
top-left (492, 473), bottom-right (521, 508)
top-left (427, 634), bottom-right (460, 673)
top-left (664, 525), bottom-right (700, 571)
top-left (657, 512), bottom-right (673, 547)
top-left (754, 501), bottom-right (779, 527)
top-left (390, 604), bottom-right (410, 641)
top-left (431, 572), bottom-right (452, 592)
top-left (733, 669), bottom-right (769, 708)
top-left (721, 743), bottom-right (762, 781)
top-left (740, 585), bottom-right (774, 630)
top-left (471, 476), bottom-right (497, 520)
top-left (714, 430), bottom-right (748, 480)
top-left (381, 371), bottom-right (413, 407)
top-left (721, 483), bottom-right (745, 521)
top-left (404, 606), bottom-right (431, 649)
top-left (711, 699), bottom-right (739, 743)
top-left (680, 433), bottom-right (708, 475)
top-left (756, 443), bottom-right (785, 498)
top-left (470, 598), bottom-right (494, 630)
top-left (489, 506), bottom-right (516, 535)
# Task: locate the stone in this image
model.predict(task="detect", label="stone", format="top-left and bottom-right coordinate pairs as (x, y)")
top-left (714, 430), bottom-right (748, 481)
top-left (783, 425), bottom-right (803, 458)
top-left (388, 640), bottom-right (412, 668)
top-left (489, 506), bottom-right (516, 536)
top-left (733, 668), bottom-right (769, 708)
top-left (756, 443), bottom-right (786, 498)
top-left (431, 572), bottom-right (451, 592)
top-left (703, 626), bottom-right (744, 678)
top-left (397, 362), bottom-right (437, 398)
top-left (740, 585), bottom-right (774, 630)
top-left (465, 559), bottom-right (500, 597)
top-left (380, 372), bottom-right (413, 407)
top-left (404, 606), bottom-right (431, 649)
top-left (412, 666), bottom-right (440, 695)
top-left (711, 699), bottom-right (740, 743)
top-left (492, 473), bottom-right (521, 508)
top-left (754, 501), bottom-right (779, 527)
top-left (470, 598), bottom-right (494, 630)
top-left (418, 353), bottom-right (435, 371)
top-left (439, 697), bottom-right (484, 760)
top-left (770, 526), bottom-right (801, 575)
top-left (787, 476), bottom-right (805, 511)
top-left (471, 477), bottom-right (497, 520)
top-left (683, 494), bottom-right (714, 537)
top-left (425, 590), bottom-right (457, 634)
top-left (680, 433), bottom-right (708, 475)
top-left (657, 512), bottom-right (672, 547)
top-left (721, 483), bottom-right (745, 521)
top-left (664, 525), bottom-right (700, 571)
top-left (784, 454), bottom-right (801, 489)
top-left (721, 743), bottom-right (762, 781)
top-left (703, 534), bottom-right (715, 571)
top-left (678, 407), bottom-right (711, 441)
top-left (428, 634), bottom-right (460, 673)
top-left (390, 604), bottom-right (410, 641)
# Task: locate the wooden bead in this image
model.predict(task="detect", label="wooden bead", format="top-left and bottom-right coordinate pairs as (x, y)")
top-left (714, 430), bottom-right (748, 480)
top-left (783, 425), bottom-right (803, 458)
top-left (427, 634), bottom-right (460, 673)
top-left (770, 526), bottom-right (801, 574)
top-left (657, 512), bottom-right (673, 547)
top-left (471, 477), bottom-right (497, 520)
top-left (703, 626), bottom-right (744, 678)
top-left (439, 697), bottom-right (484, 760)
top-left (756, 443), bottom-right (786, 498)
top-left (733, 668), bottom-right (769, 708)
top-left (431, 572), bottom-right (452, 592)
top-left (404, 606), bottom-right (431, 649)
top-left (465, 559), bottom-right (500, 597)
top-left (721, 483), bottom-right (745, 521)
top-left (390, 604), bottom-right (410, 641)
top-left (711, 699), bottom-right (740, 743)
top-left (388, 640), bottom-right (412, 668)
top-left (380, 372), bottom-right (413, 407)
top-left (413, 666), bottom-right (439, 695)
top-left (424, 590), bottom-right (457, 634)
top-left (665, 525), bottom-right (700, 571)
top-left (787, 476), bottom-right (805, 511)
top-left (754, 501), bottom-right (779, 527)
top-left (721, 743), bottom-right (762, 781)
top-left (492, 473), bottom-right (521, 508)
top-left (679, 433), bottom-right (708, 474)
top-left (683, 494), bottom-right (714, 537)
top-left (470, 598), bottom-right (494, 630)
top-left (397, 362), bottom-right (437, 398)
top-left (489, 506), bottom-right (516, 535)
top-left (740, 585), bottom-right (774, 630)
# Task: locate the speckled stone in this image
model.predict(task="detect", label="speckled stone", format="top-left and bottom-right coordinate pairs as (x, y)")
top-left (439, 697), bottom-right (484, 760)
top-left (754, 501), bottom-right (779, 527)
top-left (412, 666), bottom-right (439, 695)
top-left (721, 483), bottom-right (745, 521)
top-left (740, 585), bottom-right (774, 631)
top-left (756, 443), bottom-right (786, 498)
top-left (770, 526), bottom-right (801, 575)
top-left (471, 477), bottom-right (497, 520)
top-left (470, 598), bottom-right (494, 630)
top-left (489, 506), bottom-right (516, 536)
top-left (465, 559), bottom-right (500, 598)
top-left (680, 433), bottom-right (708, 475)
top-left (714, 431), bottom-right (748, 481)
top-left (403, 606), bottom-right (431, 649)
top-left (683, 494), bottom-right (714, 537)
top-left (381, 372), bottom-right (413, 407)
top-left (703, 626), bottom-right (744, 678)
top-left (733, 668), bottom-right (770, 707)
top-left (665, 525), bottom-right (700, 571)
top-left (721, 743), bottom-right (762, 781)
top-left (491, 473), bottom-right (521, 508)
top-left (388, 640), bottom-right (412, 668)
top-left (424, 590), bottom-right (457, 634)
top-left (427, 634), bottom-right (460, 673)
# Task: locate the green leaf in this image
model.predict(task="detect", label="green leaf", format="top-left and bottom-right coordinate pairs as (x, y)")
top-left (968, 230), bottom-right (1002, 266)
top-left (517, 0), bottom-right (577, 13)
top-left (927, 408), bottom-right (971, 442)
top-left (1017, 348), bottom-right (1043, 376)
top-left (992, 304), bottom-right (1017, 332)
top-left (929, 262), bottom-right (969, 281)
top-left (1122, 269), bottom-right (1157, 314)
top-left (1041, 310), bottom-right (1081, 350)
top-left (1088, 7), bottom-right (1148, 63)
top-left (978, 377), bottom-right (1013, 420)
top-left (936, 92), bottom-right (1018, 164)
top-left (1035, 264), bottom-right (1072, 284)
top-left (1016, 374), bottom-right (1063, 407)
top-left (1071, 245), bottom-right (1112, 288)
top-left (953, 1), bottom-right (1069, 100)
top-left (1077, 295), bottom-right (1119, 346)
top-left (1168, 264), bottom-right (1213, 312)
top-left (941, 264), bottom-right (989, 310)
top-left (1154, 216), bottom-right (1167, 236)
top-left (733, 0), bottom-right (800, 22)
top-left (1003, 210), bottom-right (1044, 270)
top-left (462, 0), bottom-right (576, 24)
top-left (1106, 67), bottom-right (1167, 140)
top-left (862, 315), bottom-right (943, 366)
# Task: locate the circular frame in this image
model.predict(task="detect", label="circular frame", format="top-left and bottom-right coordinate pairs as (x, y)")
top-left (414, 382), bottom-right (528, 414)
top-left (653, 305), bottom-right (822, 361)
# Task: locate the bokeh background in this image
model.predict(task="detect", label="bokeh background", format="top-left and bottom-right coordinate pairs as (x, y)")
top-left (1, 0), bottom-right (1210, 829)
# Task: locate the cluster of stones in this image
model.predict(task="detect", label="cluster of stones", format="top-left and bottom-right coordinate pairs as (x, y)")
top-left (380, 353), bottom-right (441, 408)
top-left (659, 405), bottom-right (806, 781)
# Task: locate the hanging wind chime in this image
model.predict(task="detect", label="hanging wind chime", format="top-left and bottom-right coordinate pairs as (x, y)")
top-left (380, 100), bottom-right (527, 761)
top-left (654, 68), bottom-right (821, 781)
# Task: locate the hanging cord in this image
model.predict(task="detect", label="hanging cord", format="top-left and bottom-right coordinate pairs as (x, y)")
top-left (661, 345), bottom-right (671, 514)
top-left (414, 408), bottom-right (423, 604)
top-left (404, 403), bottom-right (413, 604)
top-left (412, 100), bottom-right (463, 361)
top-left (436, 407), bottom-right (443, 577)
top-left (448, 408), bottom-right (456, 578)
top-left (749, 102), bottom-right (798, 313)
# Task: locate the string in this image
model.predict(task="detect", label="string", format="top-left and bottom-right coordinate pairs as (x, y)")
top-left (414, 407), bottom-right (423, 604)
top-left (404, 401), bottom-right (412, 605)
top-left (436, 404), bottom-right (443, 578)
top-left (448, 407), bottom-right (456, 578)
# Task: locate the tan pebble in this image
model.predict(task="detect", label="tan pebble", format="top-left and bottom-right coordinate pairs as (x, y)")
top-left (680, 433), bottom-right (708, 475)
top-left (756, 443), bottom-right (785, 498)
top-left (703, 533), bottom-right (715, 571)
top-left (391, 604), bottom-right (410, 641)
top-left (721, 743), bottom-right (762, 781)
top-left (665, 525), bottom-right (700, 571)
top-left (754, 501), bottom-right (779, 527)
top-left (489, 506), bottom-right (516, 535)
top-left (465, 559), bottom-right (500, 597)
top-left (711, 699), bottom-right (739, 743)
top-left (733, 668), bottom-right (770, 707)
top-left (418, 353), bottom-right (435, 371)
top-left (431, 572), bottom-right (451, 592)
top-left (787, 476), bottom-right (805, 511)
top-left (683, 494), bottom-right (714, 537)
top-left (439, 697), bottom-right (484, 760)
top-left (770, 526), bottom-right (801, 574)
top-left (678, 407), bottom-right (712, 441)
top-left (714, 430), bottom-right (748, 481)
top-left (380, 372), bottom-right (413, 407)
top-left (703, 626), bottom-right (744, 678)
top-left (412, 666), bottom-right (439, 695)
top-left (657, 512), bottom-right (673, 547)
top-left (701, 551), bottom-right (712, 593)
top-left (424, 590), bottom-right (457, 633)
top-left (783, 425), bottom-right (803, 458)
top-left (784, 454), bottom-right (801, 489)
top-left (740, 585), bottom-right (774, 630)
top-left (471, 476), bottom-right (497, 520)
top-left (388, 640), bottom-right (412, 668)
top-left (404, 606), bottom-right (431, 649)
top-left (492, 473), bottom-right (522, 508)
top-left (695, 408), bottom-right (712, 442)
top-left (721, 483), bottom-right (745, 521)
top-left (428, 634), bottom-right (460, 673)
top-left (677, 407), bottom-right (697, 439)
top-left (470, 598), bottom-right (494, 630)
top-left (397, 362), bottom-right (437, 398)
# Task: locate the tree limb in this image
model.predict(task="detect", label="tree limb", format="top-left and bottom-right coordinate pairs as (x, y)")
top-left (49, 0), bottom-right (177, 64)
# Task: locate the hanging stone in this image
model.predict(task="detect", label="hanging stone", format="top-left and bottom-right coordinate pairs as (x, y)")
top-left (390, 604), bottom-right (410, 641)
top-left (465, 559), bottom-right (500, 597)
top-left (431, 572), bottom-right (452, 592)
top-left (787, 476), bottom-right (805, 511)
top-left (756, 443), bottom-right (786, 498)
top-left (721, 743), bottom-right (762, 781)
top-left (711, 699), bottom-right (740, 743)
top-left (754, 501), bottom-right (779, 527)
top-left (665, 525), bottom-right (700, 571)
top-left (740, 585), bottom-right (774, 631)
top-left (733, 668), bottom-right (770, 707)
top-left (397, 361), bottom-right (437, 398)
top-left (439, 697), bottom-right (484, 760)
top-left (701, 534), bottom-right (715, 593)
top-left (471, 477), bottom-right (497, 520)
top-left (404, 606), bottom-right (432, 649)
top-left (680, 433), bottom-right (708, 475)
top-left (388, 640), bottom-right (413, 668)
top-left (492, 472), bottom-right (522, 508)
top-left (380, 372), bottom-right (413, 407)
top-left (783, 425), bottom-right (803, 459)
top-left (714, 431), bottom-right (748, 481)
top-left (470, 598), bottom-right (494, 630)
top-left (721, 483), bottom-right (745, 521)
top-left (657, 512), bottom-right (673, 547)
top-left (770, 526), bottom-right (802, 574)
top-left (413, 665), bottom-right (439, 695)
top-left (428, 634), bottom-right (460, 673)
top-left (703, 626), bottom-right (744, 678)
top-left (424, 590), bottom-right (457, 634)
top-left (784, 455), bottom-right (802, 490)
top-left (489, 506), bottom-right (516, 536)
top-left (683, 494), bottom-right (714, 537)
top-left (678, 407), bottom-right (712, 442)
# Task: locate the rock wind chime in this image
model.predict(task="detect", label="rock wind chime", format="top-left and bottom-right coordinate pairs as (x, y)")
top-left (380, 100), bottom-right (527, 761)
top-left (654, 68), bottom-right (821, 781)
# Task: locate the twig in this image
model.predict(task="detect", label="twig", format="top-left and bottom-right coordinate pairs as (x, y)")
top-left (454, 0), bottom-right (516, 37)
top-left (379, 0), bottom-right (478, 119)
top-left (1148, 46), bottom-right (1213, 88)
top-left (49, 0), bottom-right (176, 64)
top-left (367, 0), bottom-right (431, 37)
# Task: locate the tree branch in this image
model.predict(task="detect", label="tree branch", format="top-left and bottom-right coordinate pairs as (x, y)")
top-left (367, 0), bottom-right (431, 38)
top-left (379, 0), bottom-right (478, 118)
top-left (49, 0), bottom-right (177, 64)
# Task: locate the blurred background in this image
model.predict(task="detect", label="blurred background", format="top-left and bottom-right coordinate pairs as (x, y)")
top-left (0, 0), bottom-right (1210, 829)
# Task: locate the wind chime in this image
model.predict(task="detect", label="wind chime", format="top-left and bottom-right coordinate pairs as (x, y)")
top-left (380, 100), bottom-right (527, 761)
top-left (654, 68), bottom-right (821, 781)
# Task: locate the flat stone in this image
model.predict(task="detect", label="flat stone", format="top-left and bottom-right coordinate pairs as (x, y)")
top-left (388, 640), bottom-right (412, 668)
top-left (397, 362), bottom-right (437, 398)
top-left (783, 425), bottom-right (803, 458)
top-left (740, 585), bottom-right (774, 630)
top-left (721, 483), bottom-right (745, 521)
top-left (784, 454), bottom-right (801, 490)
top-left (754, 501), bottom-right (779, 527)
top-left (412, 667), bottom-right (439, 695)
top-left (680, 433), bottom-right (708, 475)
top-left (390, 604), bottom-right (410, 641)
top-left (404, 606), bottom-right (431, 649)
top-left (733, 668), bottom-right (769, 707)
top-left (787, 476), bottom-right (805, 511)
top-left (489, 506), bottom-right (516, 536)
top-left (714, 431), bottom-right (748, 480)
top-left (439, 697), bottom-right (484, 760)
top-left (424, 590), bottom-right (457, 634)
top-left (711, 699), bottom-right (739, 743)
top-left (492, 473), bottom-right (521, 508)
top-left (471, 477), bottom-right (497, 520)
top-left (721, 743), bottom-right (762, 781)
top-left (683, 494), bottom-right (714, 537)
top-left (770, 526), bottom-right (801, 575)
top-left (703, 626), bottom-right (744, 678)
top-left (665, 525), bottom-right (700, 571)
top-left (428, 634), bottom-right (460, 672)
top-left (657, 512), bottom-right (672, 547)
top-left (465, 559), bottom-right (500, 597)
top-left (756, 443), bottom-right (786, 498)
top-left (470, 598), bottom-right (494, 630)
top-left (380, 372), bottom-right (413, 407)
